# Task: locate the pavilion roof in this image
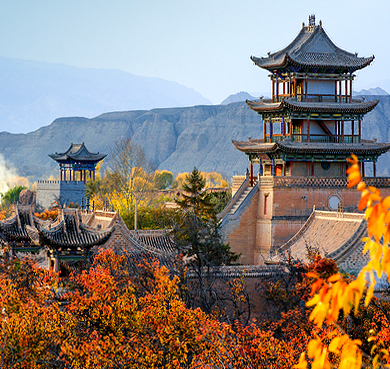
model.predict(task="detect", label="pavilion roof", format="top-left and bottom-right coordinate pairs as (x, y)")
top-left (37, 209), bottom-right (114, 249)
top-left (49, 142), bottom-right (106, 163)
top-left (251, 16), bottom-right (374, 73)
top-left (232, 139), bottom-right (390, 156)
top-left (0, 205), bottom-right (38, 242)
top-left (246, 98), bottom-right (379, 115)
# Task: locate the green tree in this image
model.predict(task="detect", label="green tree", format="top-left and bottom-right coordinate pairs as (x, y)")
top-left (173, 168), bottom-right (239, 314)
top-left (175, 167), bottom-right (214, 220)
top-left (0, 185), bottom-right (27, 206)
top-left (153, 170), bottom-right (174, 190)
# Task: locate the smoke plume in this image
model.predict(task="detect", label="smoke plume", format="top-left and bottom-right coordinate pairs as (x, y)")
top-left (0, 154), bottom-right (29, 195)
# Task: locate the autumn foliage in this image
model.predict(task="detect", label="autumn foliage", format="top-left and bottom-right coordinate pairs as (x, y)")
top-left (3, 154), bottom-right (390, 368)
top-left (34, 208), bottom-right (59, 221)
top-left (295, 154), bottom-right (390, 369)
top-left (0, 248), bottom-right (330, 368)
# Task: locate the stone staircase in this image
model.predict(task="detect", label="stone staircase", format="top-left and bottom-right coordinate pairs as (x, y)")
top-left (228, 186), bottom-right (253, 215)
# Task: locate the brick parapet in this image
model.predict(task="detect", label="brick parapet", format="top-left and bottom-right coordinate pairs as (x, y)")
top-left (219, 175), bottom-right (250, 219)
top-left (232, 175), bottom-right (247, 196)
top-left (270, 176), bottom-right (390, 188)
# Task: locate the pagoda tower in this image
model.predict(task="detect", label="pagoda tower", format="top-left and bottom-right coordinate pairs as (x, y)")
top-left (36, 143), bottom-right (106, 209)
top-left (49, 142), bottom-right (106, 183)
top-left (223, 15), bottom-right (390, 265)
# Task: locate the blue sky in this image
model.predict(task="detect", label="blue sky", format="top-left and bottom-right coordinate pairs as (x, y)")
top-left (1, 0), bottom-right (390, 103)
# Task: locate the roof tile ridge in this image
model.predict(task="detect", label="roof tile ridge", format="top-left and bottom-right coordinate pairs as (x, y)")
top-left (123, 227), bottom-right (171, 256)
top-left (0, 214), bottom-right (17, 225)
top-left (102, 211), bottom-right (118, 228)
top-left (250, 25), bottom-right (308, 66)
top-left (291, 24), bottom-right (323, 56)
top-left (279, 209), bottom-right (317, 252)
top-left (38, 219), bottom-right (65, 234)
top-left (273, 26), bottom-right (309, 60)
top-left (328, 218), bottom-right (367, 261)
top-left (130, 229), bottom-right (175, 255)
top-left (15, 206), bottom-right (22, 229)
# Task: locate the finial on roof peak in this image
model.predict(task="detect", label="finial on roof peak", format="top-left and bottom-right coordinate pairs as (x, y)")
top-left (308, 14), bottom-right (316, 29)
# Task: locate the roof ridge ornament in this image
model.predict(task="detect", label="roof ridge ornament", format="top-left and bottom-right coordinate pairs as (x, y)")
top-left (308, 14), bottom-right (316, 30)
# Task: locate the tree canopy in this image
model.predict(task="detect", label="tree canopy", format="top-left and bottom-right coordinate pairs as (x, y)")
top-left (175, 167), bottom-right (214, 220)
top-left (0, 185), bottom-right (27, 206)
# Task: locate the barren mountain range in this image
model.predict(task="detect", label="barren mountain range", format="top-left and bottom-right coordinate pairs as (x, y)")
top-left (1, 96), bottom-right (390, 183)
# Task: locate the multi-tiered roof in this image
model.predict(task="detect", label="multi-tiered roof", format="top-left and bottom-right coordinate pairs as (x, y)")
top-left (250, 17), bottom-right (373, 74)
top-left (233, 15), bottom-right (390, 177)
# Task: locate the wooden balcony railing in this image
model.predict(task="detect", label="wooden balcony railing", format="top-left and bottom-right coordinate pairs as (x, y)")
top-left (272, 95), bottom-right (362, 103)
top-left (264, 135), bottom-right (360, 144)
top-left (291, 134), bottom-right (360, 143)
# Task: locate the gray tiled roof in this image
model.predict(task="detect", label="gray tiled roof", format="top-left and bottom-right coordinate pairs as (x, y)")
top-left (38, 209), bottom-right (113, 249)
top-left (246, 98), bottom-right (378, 114)
top-left (232, 139), bottom-right (390, 155)
top-left (49, 142), bottom-right (106, 163)
top-left (251, 20), bottom-right (373, 73)
top-left (0, 205), bottom-right (37, 242)
top-left (274, 210), bottom-right (366, 264)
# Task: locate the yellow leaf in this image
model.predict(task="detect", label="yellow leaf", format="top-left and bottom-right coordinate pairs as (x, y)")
top-left (383, 196), bottom-right (390, 211)
top-left (357, 181), bottom-right (366, 191)
top-left (306, 272), bottom-right (319, 279)
top-left (293, 352), bottom-right (308, 369)
top-left (308, 339), bottom-right (321, 358)
top-left (327, 273), bottom-right (340, 283)
top-left (306, 294), bottom-right (320, 307)
top-left (347, 171), bottom-right (362, 188)
top-left (329, 337), bottom-right (341, 353)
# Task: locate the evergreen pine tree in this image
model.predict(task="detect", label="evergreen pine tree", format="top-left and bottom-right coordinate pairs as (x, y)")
top-left (175, 167), bottom-right (214, 219)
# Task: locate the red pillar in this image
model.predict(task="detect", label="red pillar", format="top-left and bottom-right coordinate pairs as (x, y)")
top-left (305, 79), bottom-right (308, 101)
top-left (349, 78), bottom-right (353, 101)
top-left (345, 79), bottom-right (348, 102)
top-left (339, 80), bottom-right (342, 102)
top-left (54, 256), bottom-right (59, 274)
top-left (250, 162), bottom-right (253, 186)
top-left (272, 79), bottom-right (275, 102)
top-left (373, 162), bottom-right (377, 177)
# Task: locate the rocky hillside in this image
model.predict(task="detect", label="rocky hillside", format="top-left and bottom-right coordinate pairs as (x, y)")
top-left (0, 102), bottom-right (259, 181)
top-left (1, 96), bottom-right (390, 182)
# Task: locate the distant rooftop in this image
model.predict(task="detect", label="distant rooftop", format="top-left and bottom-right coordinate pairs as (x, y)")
top-left (49, 142), bottom-right (106, 163)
